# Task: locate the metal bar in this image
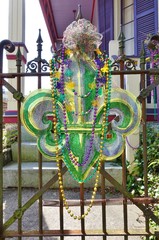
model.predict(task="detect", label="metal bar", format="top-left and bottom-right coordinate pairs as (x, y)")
top-left (38, 150), bottom-right (43, 240)
top-left (101, 162), bottom-right (106, 239)
top-left (80, 183), bottom-right (85, 240)
top-left (59, 160), bottom-right (64, 240)
top-left (140, 53), bottom-right (149, 239)
top-left (2, 79), bottom-right (24, 101)
top-left (122, 150), bottom-right (128, 239)
top-left (36, 30), bottom-right (43, 240)
top-left (120, 57), bottom-right (128, 239)
top-left (0, 39), bottom-right (15, 240)
top-left (16, 46), bottom-right (22, 240)
top-left (38, 125), bottom-right (43, 237)
top-left (3, 166), bottom-right (68, 231)
top-left (1, 229), bottom-right (152, 238)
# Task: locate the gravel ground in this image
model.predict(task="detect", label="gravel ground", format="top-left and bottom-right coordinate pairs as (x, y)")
top-left (3, 187), bottom-right (145, 240)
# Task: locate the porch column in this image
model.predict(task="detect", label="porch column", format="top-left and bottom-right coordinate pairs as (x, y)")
top-left (7, 0), bottom-right (27, 111)
top-left (125, 67), bottom-right (140, 164)
top-left (113, 0), bottom-right (121, 40)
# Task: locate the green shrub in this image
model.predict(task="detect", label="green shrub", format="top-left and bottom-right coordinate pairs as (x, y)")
top-left (127, 125), bottom-right (159, 239)
top-left (3, 128), bottom-right (18, 149)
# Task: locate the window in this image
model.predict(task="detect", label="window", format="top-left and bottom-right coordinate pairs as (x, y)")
top-left (134, 0), bottom-right (158, 56)
top-left (122, 0), bottom-right (158, 56)
top-left (98, 0), bottom-right (114, 53)
top-left (121, 0), bottom-right (134, 55)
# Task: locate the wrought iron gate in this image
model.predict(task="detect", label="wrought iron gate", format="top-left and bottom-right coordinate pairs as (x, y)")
top-left (0, 31), bottom-right (159, 239)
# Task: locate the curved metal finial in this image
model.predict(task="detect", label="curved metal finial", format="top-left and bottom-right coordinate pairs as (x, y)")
top-left (26, 30), bottom-right (49, 73)
top-left (75, 4), bottom-right (83, 21)
top-left (0, 40), bottom-right (15, 73)
top-left (36, 29), bottom-right (43, 53)
top-left (118, 25), bottom-right (125, 55)
top-left (0, 39), bottom-right (15, 53)
top-left (36, 29), bottom-right (43, 44)
top-left (16, 46), bottom-right (22, 67)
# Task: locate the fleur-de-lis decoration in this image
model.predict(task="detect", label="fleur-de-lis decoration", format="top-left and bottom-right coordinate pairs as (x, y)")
top-left (21, 19), bottom-right (141, 184)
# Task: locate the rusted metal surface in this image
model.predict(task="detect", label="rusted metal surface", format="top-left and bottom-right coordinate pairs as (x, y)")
top-left (16, 46), bottom-right (22, 240)
top-left (0, 40), bottom-right (15, 240)
top-left (80, 183), bottom-right (85, 240)
top-left (119, 44), bottom-right (128, 239)
top-left (0, 69), bottom-right (159, 78)
top-left (101, 162), bottom-right (106, 240)
top-left (42, 197), bottom-right (159, 207)
top-left (2, 229), bottom-right (152, 238)
top-left (59, 159), bottom-right (64, 240)
top-left (140, 43), bottom-right (150, 239)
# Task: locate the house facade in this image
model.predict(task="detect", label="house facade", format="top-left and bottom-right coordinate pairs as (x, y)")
top-left (39, 0), bottom-right (158, 56)
top-left (39, 0), bottom-right (159, 120)
top-left (5, 0), bottom-right (159, 120)
top-left (96, 0), bottom-right (158, 56)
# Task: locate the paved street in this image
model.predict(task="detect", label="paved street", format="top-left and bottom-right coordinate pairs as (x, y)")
top-left (3, 188), bottom-right (146, 240)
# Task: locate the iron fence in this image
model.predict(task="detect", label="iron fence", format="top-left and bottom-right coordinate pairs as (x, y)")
top-left (0, 32), bottom-right (159, 239)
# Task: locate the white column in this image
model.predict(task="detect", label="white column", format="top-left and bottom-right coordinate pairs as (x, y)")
top-left (113, 0), bottom-right (121, 40)
top-left (109, 40), bottom-right (120, 87)
top-left (125, 59), bottom-right (140, 164)
top-left (7, 0), bottom-right (26, 111)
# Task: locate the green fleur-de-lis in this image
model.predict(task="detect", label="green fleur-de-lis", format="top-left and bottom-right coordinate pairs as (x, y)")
top-left (21, 87), bottom-right (141, 183)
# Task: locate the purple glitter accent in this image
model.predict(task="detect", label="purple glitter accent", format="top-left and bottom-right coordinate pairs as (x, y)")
top-left (56, 82), bottom-right (62, 89)
top-left (95, 58), bottom-right (104, 68)
top-left (64, 59), bottom-right (72, 67)
top-left (60, 45), bottom-right (101, 167)
top-left (97, 77), bottom-right (106, 83)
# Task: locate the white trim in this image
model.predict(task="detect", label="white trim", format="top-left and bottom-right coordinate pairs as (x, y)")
top-left (113, 0), bottom-right (121, 40)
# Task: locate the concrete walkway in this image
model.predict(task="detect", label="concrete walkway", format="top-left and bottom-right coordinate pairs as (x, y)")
top-left (3, 188), bottom-right (146, 240)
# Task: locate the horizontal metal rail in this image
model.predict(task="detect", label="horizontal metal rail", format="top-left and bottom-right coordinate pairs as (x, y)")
top-left (2, 229), bottom-right (152, 238)
top-left (43, 197), bottom-right (159, 207)
top-left (0, 68), bottom-right (159, 78)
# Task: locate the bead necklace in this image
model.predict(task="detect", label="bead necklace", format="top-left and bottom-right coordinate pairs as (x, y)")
top-left (50, 49), bottom-right (112, 219)
top-left (59, 47), bottom-right (101, 167)
top-left (64, 59), bottom-right (93, 99)
top-left (73, 106), bottom-right (93, 116)
top-left (126, 137), bottom-right (140, 150)
top-left (73, 89), bottom-right (92, 98)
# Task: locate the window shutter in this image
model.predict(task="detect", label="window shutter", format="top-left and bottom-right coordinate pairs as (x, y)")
top-left (134, 0), bottom-right (158, 56)
top-left (98, 0), bottom-right (114, 53)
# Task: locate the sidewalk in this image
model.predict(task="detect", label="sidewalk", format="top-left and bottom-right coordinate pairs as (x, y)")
top-left (3, 188), bottom-right (146, 240)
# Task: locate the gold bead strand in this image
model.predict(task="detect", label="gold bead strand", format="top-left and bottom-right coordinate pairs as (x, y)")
top-left (49, 53), bottom-right (112, 220)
